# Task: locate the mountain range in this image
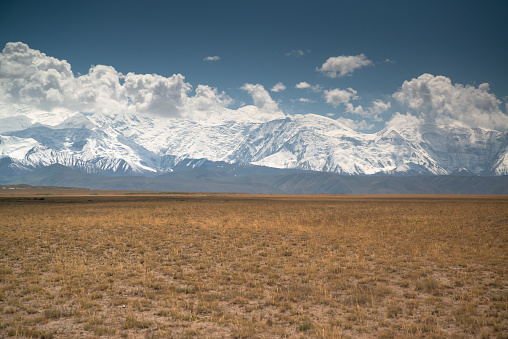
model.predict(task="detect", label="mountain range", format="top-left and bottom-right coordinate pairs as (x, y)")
top-left (1, 106), bottom-right (507, 175)
top-left (1, 107), bottom-right (508, 194)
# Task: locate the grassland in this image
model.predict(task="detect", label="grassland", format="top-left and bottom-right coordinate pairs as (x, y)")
top-left (0, 191), bottom-right (507, 338)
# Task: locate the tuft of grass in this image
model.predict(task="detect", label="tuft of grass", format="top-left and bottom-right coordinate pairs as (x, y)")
top-left (296, 323), bottom-right (311, 331)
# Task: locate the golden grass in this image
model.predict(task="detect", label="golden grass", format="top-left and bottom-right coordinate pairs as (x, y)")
top-left (0, 191), bottom-right (507, 338)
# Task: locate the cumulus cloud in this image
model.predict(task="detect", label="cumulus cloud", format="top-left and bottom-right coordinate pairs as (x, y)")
top-left (345, 99), bottom-right (389, 121)
top-left (324, 87), bottom-right (387, 121)
top-left (0, 42), bottom-right (233, 119)
top-left (241, 83), bottom-right (279, 112)
top-left (123, 73), bottom-right (191, 117)
top-left (295, 81), bottom-right (311, 89)
top-left (393, 73), bottom-right (508, 130)
top-left (186, 85), bottom-right (232, 119)
top-left (271, 82), bottom-right (286, 92)
top-left (369, 99), bottom-right (391, 115)
top-left (70, 65), bottom-right (128, 115)
top-left (323, 88), bottom-right (358, 107)
top-left (191, 85), bottom-right (232, 109)
top-left (203, 56), bottom-right (220, 61)
top-left (336, 117), bottom-right (374, 131)
top-left (344, 103), bottom-right (365, 115)
top-left (0, 42), bottom-right (73, 110)
top-left (317, 54), bottom-right (373, 78)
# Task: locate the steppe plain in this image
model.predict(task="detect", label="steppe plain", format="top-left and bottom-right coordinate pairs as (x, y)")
top-left (0, 189), bottom-right (507, 338)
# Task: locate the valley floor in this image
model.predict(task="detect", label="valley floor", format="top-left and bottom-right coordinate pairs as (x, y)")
top-left (0, 191), bottom-right (507, 338)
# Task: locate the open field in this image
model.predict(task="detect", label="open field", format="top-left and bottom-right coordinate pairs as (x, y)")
top-left (0, 191), bottom-right (507, 338)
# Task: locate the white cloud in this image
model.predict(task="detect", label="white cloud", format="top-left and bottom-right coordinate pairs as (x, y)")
top-left (241, 83), bottom-right (279, 112)
top-left (203, 56), bottom-right (220, 61)
top-left (345, 103), bottom-right (365, 115)
top-left (393, 73), bottom-right (508, 130)
top-left (71, 65), bottom-right (128, 115)
top-left (291, 98), bottom-right (314, 103)
top-left (295, 82), bottom-right (311, 89)
top-left (5, 43), bottom-right (507, 131)
top-left (123, 73), bottom-right (191, 117)
top-left (336, 117), bottom-right (374, 131)
top-left (296, 82), bottom-right (322, 93)
top-left (0, 42), bottom-right (233, 119)
top-left (323, 88), bottom-right (358, 107)
top-left (344, 99), bottom-right (390, 121)
top-left (0, 42), bottom-right (73, 110)
top-left (185, 85), bottom-right (232, 119)
top-left (324, 87), bottom-right (386, 122)
top-left (369, 99), bottom-right (391, 115)
top-left (0, 42), bottom-right (129, 115)
top-left (343, 102), bottom-right (386, 122)
top-left (317, 54), bottom-right (373, 78)
top-left (286, 49), bottom-right (305, 57)
top-left (271, 82), bottom-right (286, 92)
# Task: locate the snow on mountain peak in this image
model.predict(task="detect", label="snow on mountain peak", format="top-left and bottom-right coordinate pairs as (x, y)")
top-left (54, 112), bottom-right (97, 130)
top-left (0, 107), bottom-right (507, 176)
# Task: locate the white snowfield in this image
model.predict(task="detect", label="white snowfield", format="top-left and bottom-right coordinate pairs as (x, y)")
top-left (1, 106), bottom-right (507, 176)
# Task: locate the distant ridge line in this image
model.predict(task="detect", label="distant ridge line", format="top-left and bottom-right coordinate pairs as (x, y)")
top-left (1, 164), bottom-right (507, 195)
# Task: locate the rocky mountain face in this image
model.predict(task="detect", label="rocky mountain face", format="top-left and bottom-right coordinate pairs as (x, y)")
top-left (1, 108), bottom-right (507, 177)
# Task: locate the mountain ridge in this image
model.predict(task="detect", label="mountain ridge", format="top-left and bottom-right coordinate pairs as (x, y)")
top-left (2, 163), bottom-right (507, 194)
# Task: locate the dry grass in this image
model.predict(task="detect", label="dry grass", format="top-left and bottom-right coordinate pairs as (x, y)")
top-left (0, 191), bottom-right (507, 338)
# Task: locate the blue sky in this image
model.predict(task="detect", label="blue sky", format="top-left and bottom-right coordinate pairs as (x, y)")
top-left (1, 0), bottom-right (507, 131)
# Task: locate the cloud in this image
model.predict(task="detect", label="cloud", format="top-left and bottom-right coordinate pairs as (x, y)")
top-left (346, 99), bottom-right (389, 121)
top-left (203, 56), bottom-right (220, 61)
top-left (369, 99), bottom-right (391, 115)
top-left (286, 49), bottom-right (305, 57)
top-left (336, 117), bottom-right (374, 131)
top-left (291, 98), bottom-right (314, 104)
top-left (0, 42), bottom-right (74, 110)
top-left (186, 85), bottom-right (232, 119)
top-left (123, 73), bottom-right (192, 117)
top-left (323, 88), bottom-right (358, 107)
top-left (0, 42), bottom-right (233, 119)
top-left (343, 103), bottom-right (386, 122)
top-left (310, 84), bottom-right (323, 93)
top-left (241, 83), bottom-right (279, 112)
top-left (317, 54), bottom-right (373, 78)
top-left (393, 73), bottom-right (508, 130)
top-left (0, 42), bottom-right (130, 114)
top-left (324, 87), bottom-right (387, 121)
top-left (344, 103), bottom-right (365, 115)
top-left (271, 82), bottom-right (286, 92)
top-left (71, 65), bottom-right (128, 115)
top-left (295, 82), bottom-right (311, 89)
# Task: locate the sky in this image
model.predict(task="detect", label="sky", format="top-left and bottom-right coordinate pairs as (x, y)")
top-left (1, 0), bottom-right (507, 131)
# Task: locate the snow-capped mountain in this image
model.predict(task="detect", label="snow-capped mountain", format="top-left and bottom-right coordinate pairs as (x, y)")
top-left (1, 106), bottom-right (507, 176)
